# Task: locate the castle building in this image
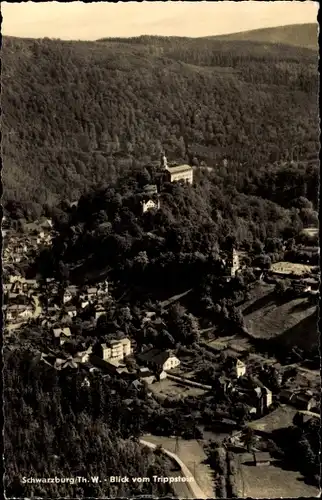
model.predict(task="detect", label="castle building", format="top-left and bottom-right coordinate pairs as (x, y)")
top-left (161, 153), bottom-right (193, 184)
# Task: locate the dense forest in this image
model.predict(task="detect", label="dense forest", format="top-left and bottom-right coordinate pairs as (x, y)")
top-left (4, 347), bottom-right (176, 498)
top-left (2, 28), bottom-right (319, 218)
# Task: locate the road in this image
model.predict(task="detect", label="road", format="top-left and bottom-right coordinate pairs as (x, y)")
top-left (140, 439), bottom-right (208, 499)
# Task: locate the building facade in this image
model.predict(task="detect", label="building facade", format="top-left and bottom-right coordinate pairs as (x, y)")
top-left (161, 153), bottom-right (193, 184)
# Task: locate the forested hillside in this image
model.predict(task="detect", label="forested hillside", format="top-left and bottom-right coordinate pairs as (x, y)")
top-left (4, 348), bottom-right (175, 497)
top-left (2, 30), bottom-right (319, 219)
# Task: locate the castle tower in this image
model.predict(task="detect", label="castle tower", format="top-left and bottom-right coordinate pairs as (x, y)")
top-left (161, 152), bottom-right (168, 170)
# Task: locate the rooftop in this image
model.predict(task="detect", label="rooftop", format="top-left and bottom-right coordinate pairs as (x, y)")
top-left (137, 348), bottom-right (176, 366)
top-left (167, 164), bottom-right (193, 174)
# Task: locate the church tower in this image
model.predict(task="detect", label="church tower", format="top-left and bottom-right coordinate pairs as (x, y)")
top-left (227, 248), bottom-right (240, 277)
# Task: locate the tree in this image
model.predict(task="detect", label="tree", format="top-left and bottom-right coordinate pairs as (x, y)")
top-left (243, 428), bottom-right (256, 452)
top-left (274, 279), bottom-right (289, 297)
top-left (292, 196), bottom-right (313, 210)
top-left (253, 254), bottom-right (271, 270)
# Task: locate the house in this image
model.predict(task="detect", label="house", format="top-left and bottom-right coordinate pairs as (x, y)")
top-left (250, 377), bottom-right (273, 412)
top-left (67, 285), bottom-right (78, 296)
top-left (236, 359), bottom-right (246, 378)
top-left (97, 279), bottom-right (109, 296)
top-left (137, 348), bottom-right (180, 372)
top-left (100, 343), bottom-right (112, 361)
top-left (6, 306), bottom-right (19, 321)
top-left (120, 338), bottom-right (132, 357)
top-left (3, 283), bottom-right (12, 294)
top-left (109, 340), bottom-right (124, 359)
top-left (254, 386), bottom-right (273, 416)
top-left (63, 290), bottom-right (73, 304)
top-left (66, 306), bottom-right (77, 318)
top-left (18, 306), bottom-right (34, 319)
top-left (143, 184), bottom-right (158, 195)
top-left (98, 338), bottom-right (132, 361)
top-left (90, 355), bottom-right (129, 375)
top-left (74, 346), bottom-right (93, 364)
top-left (47, 305), bottom-right (60, 317)
top-left (137, 367), bottom-right (156, 385)
top-left (54, 357), bottom-right (78, 370)
top-left (25, 279), bottom-right (38, 289)
top-left (87, 287), bottom-right (98, 301)
top-left (141, 198), bottom-right (160, 214)
top-left (95, 308), bottom-right (106, 320)
top-left (53, 327), bottom-right (72, 346)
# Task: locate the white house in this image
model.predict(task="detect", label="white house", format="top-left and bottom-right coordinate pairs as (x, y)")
top-left (63, 290), bottom-right (73, 304)
top-left (142, 198), bottom-right (160, 214)
top-left (53, 327), bottom-right (72, 346)
top-left (99, 338), bottom-right (132, 361)
top-left (137, 348), bottom-right (180, 372)
top-left (236, 359), bottom-right (246, 378)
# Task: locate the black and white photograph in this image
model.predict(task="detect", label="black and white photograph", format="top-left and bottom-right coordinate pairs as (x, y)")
top-left (1, 1), bottom-right (320, 498)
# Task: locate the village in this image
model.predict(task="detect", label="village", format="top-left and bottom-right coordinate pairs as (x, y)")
top-left (2, 157), bottom-right (320, 499)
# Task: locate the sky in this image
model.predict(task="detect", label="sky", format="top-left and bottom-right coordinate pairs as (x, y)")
top-left (1, 1), bottom-right (318, 40)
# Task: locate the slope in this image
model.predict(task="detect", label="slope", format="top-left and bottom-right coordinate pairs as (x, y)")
top-left (1, 35), bottom-right (319, 215)
top-left (212, 23), bottom-right (318, 50)
top-left (242, 284), bottom-right (318, 353)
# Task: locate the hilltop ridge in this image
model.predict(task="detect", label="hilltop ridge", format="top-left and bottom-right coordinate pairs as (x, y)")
top-left (208, 23), bottom-right (318, 50)
top-left (97, 23), bottom-right (318, 51)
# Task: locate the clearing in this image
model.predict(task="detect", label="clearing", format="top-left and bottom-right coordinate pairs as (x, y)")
top-left (150, 379), bottom-right (207, 400)
top-left (247, 405), bottom-right (298, 434)
top-left (235, 457), bottom-right (319, 498)
top-left (270, 261), bottom-right (314, 276)
top-left (241, 283), bottom-right (318, 352)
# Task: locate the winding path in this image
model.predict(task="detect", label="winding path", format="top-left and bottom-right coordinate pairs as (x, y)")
top-left (140, 439), bottom-right (208, 499)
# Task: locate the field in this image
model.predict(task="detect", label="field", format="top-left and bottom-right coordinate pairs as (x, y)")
top-left (270, 261), bottom-right (314, 276)
top-left (236, 458), bottom-right (319, 498)
top-left (150, 379), bottom-right (207, 400)
top-left (241, 283), bottom-right (318, 352)
top-left (247, 405), bottom-right (298, 434)
top-left (206, 335), bottom-right (252, 355)
top-left (301, 227), bottom-right (319, 238)
top-left (142, 434), bottom-right (215, 498)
